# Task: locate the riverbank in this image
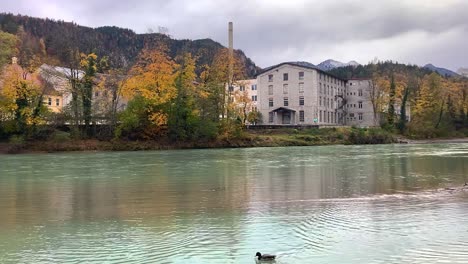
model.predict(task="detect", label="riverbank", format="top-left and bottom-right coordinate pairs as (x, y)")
top-left (1, 127), bottom-right (466, 154)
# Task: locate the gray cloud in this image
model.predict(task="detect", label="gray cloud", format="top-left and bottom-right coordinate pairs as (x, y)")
top-left (2, 0), bottom-right (468, 70)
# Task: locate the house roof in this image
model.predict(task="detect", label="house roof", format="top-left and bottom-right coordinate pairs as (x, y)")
top-left (257, 61), bottom-right (347, 81)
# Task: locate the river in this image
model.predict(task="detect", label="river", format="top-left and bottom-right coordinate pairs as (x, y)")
top-left (1, 144), bottom-right (467, 263)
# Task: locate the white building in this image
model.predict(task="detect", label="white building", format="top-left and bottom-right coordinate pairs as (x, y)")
top-left (345, 78), bottom-right (376, 127)
top-left (257, 62), bottom-right (346, 126)
top-left (229, 79), bottom-right (258, 112)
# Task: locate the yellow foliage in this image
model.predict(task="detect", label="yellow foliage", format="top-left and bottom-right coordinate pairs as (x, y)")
top-left (0, 64), bottom-right (44, 124)
top-left (122, 48), bottom-right (177, 126)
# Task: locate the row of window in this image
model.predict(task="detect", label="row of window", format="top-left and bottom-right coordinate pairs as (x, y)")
top-left (319, 111), bottom-right (343, 124)
top-left (268, 72), bottom-right (305, 82)
top-left (268, 83), bottom-right (305, 95)
top-left (318, 73), bottom-right (345, 87)
top-left (268, 96), bottom-right (304, 107)
top-left (268, 111), bottom-right (364, 123)
top-left (319, 97), bottom-right (335, 109)
top-left (319, 83), bottom-right (344, 96)
top-left (346, 102), bottom-right (363, 108)
top-left (47, 98), bottom-right (60, 106)
top-left (347, 89), bottom-right (363, 96)
top-left (348, 113), bottom-right (364, 121)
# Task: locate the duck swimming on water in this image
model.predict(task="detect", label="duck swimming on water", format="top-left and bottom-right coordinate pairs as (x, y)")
top-left (255, 252), bottom-right (276, 261)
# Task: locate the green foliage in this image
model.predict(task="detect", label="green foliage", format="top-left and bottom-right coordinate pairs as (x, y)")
top-left (347, 128), bottom-right (395, 144)
top-left (81, 53), bottom-right (97, 137)
top-left (115, 96), bottom-right (150, 139)
top-left (0, 30), bottom-right (17, 67)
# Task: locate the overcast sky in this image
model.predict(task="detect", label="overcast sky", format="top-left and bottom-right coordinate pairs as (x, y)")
top-left (2, 0), bottom-right (467, 71)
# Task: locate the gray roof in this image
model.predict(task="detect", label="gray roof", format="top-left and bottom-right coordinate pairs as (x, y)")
top-left (257, 61), bottom-right (347, 81)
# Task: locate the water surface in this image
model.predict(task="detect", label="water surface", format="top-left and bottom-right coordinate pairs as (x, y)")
top-left (1, 144), bottom-right (468, 263)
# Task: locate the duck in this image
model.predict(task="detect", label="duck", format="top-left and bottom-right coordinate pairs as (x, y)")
top-left (255, 252), bottom-right (276, 262)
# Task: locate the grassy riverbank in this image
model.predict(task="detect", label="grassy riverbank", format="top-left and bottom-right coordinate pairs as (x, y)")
top-left (2, 127), bottom-right (467, 154)
top-left (0, 127), bottom-right (402, 154)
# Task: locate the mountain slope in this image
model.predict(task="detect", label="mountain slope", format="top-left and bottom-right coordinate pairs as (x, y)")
top-left (0, 13), bottom-right (260, 77)
top-left (317, 59), bottom-right (360, 71)
top-left (423, 64), bottom-right (459, 78)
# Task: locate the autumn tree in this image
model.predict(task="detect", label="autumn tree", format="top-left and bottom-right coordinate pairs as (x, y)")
top-left (387, 74), bottom-right (396, 127)
top-left (119, 47), bottom-right (177, 138)
top-left (0, 63), bottom-right (45, 135)
top-left (167, 53), bottom-right (200, 140)
top-left (198, 48), bottom-right (246, 136)
top-left (80, 53), bottom-right (97, 137)
top-left (368, 74), bottom-right (386, 126)
top-left (232, 81), bottom-right (254, 127)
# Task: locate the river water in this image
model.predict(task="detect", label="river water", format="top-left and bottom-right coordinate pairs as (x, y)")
top-left (1, 144), bottom-right (467, 263)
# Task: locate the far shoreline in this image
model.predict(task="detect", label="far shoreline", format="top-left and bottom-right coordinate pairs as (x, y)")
top-left (1, 136), bottom-right (467, 155)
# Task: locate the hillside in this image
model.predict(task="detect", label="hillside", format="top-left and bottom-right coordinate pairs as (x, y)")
top-left (328, 61), bottom-right (440, 80)
top-left (0, 13), bottom-right (260, 77)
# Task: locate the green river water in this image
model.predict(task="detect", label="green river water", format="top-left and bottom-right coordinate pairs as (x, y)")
top-left (1, 144), bottom-right (467, 263)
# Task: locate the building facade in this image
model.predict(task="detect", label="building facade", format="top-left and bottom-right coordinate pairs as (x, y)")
top-left (257, 62), bottom-right (346, 126)
top-left (344, 79), bottom-right (377, 127)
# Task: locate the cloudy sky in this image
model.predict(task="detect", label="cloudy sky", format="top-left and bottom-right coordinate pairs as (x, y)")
top-left (2, 0), bottom-right (468, 70)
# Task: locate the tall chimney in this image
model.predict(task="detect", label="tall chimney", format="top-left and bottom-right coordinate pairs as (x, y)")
top-left (228, 22), bottom-right (233, 85)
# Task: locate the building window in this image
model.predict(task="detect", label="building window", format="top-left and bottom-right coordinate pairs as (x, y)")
top-left (349, 113), bottom-right (355, 118)
top-left (228, 86), bottom-right (234, 92)
top-left (358, 101), bottom-right (363, 108)
top-left (299, 82), bottom-right (304, 93)
top-left (299, 110), bottom-right (305, 122)
top-left (240, 85), bottom-right (245, 91)
top-left (358, 113), bottom-right (363, 120)
top-left (299, 72), bottom-right (304, 80)
top-left (268, 85), bottom-right (273, 95)
top-left (252, 95), bottom-right (257, 101)
top-left (319, 96), bottom-right (322, 106)
top-left (283, 84), bottom-right (288, 94)
top-left (56, 98), bottom-right (60, 106)
top-left (251, 84), bottom-right (257, 90)
top-left (320, 110), bottom-right (322, 122)
top-left (358, 89), bottom-right (363, 96)
top-left (349, 82), bottom-right (353, 86)
top-left (48, 97), bottom-right (52, 106)
top-left (269, 98), bottom-right (274, 107)
top-left (268, 74), bottom-right (273, 82)
top-left (283, 73), bottom-right (288, 81)
top-left (284, 97), bottom-right (289, 106)
top-left (269, 112), bottom-right (274, 123)
top-left (299, 96), bottom-right (304, 106)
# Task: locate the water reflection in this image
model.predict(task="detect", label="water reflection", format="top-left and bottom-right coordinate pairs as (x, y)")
top-left (0, 144), bottom-right (467, 263)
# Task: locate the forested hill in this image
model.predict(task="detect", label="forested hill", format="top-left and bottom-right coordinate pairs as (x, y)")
top-left (0, 13), bottom-right (260, 77)
top-left (328, 61), bottom-right (466, 80)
